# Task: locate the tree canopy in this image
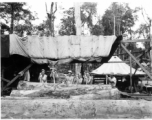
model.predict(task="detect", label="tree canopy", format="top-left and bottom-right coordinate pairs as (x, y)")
top-left (59, 2), bottom-right (104, 36)
top-left (0, 2), bottom-right (37, 35)
top-left (101, 2), bottom-right (140, 36)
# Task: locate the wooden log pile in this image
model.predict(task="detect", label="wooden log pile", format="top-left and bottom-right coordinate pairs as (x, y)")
top-left (10, 81), bottom-right (120, 99)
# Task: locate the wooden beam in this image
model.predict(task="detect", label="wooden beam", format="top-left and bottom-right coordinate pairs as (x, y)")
top-left (116, 50), bottom-right (146, 56)
top-left (2, 64), bottom-right (33, 92)
top-left (107, 61), bottom-right (129, 63)
top-left (142, 58), bottom-right (150, 62)
top-left (1, 68), bottom-right (4, 96)
top-left (121, 44), bottom-right (152, 80)
top-left (121, 39), bottom-right (151, 43)
top-left (1, 77), bottom-right (10, 83)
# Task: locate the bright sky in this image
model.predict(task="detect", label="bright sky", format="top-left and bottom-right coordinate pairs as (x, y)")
top-left (2, 0), bottom-right (152, 36)
top-left (25, 0), bottom-right (152, 28)
top-left (2, 0), bottom-right (152, 30)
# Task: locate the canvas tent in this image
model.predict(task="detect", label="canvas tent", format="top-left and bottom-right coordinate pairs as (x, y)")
top-left (1, 34), bottom-right (122, 64)
top-left (91, 56), bottom-right (146, 76)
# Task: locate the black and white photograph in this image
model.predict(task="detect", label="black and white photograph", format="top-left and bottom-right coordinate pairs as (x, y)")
top-left (1, 0), bottom-right (152, 119)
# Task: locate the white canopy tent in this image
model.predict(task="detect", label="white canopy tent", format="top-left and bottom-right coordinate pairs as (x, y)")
top-left (91, 56), bottom-right (146, 76)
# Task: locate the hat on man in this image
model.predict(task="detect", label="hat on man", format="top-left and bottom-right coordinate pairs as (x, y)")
top-left (110, 72), bottom-right (114, 75)
top-left (110, 72), bottom-right (114, 76)
top-left (68, 70), bottom-right (72, 73)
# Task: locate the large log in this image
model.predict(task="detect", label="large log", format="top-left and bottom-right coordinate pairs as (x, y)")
top-left (10, 88), bottom-right (120, 99)
top-left (71, 88), bottom-right (120, 100)
top-left (1, 98), bottom-right (152, 119)
top-left (11, 81), bottom-right (115, 98)
top-left (16, 81), bottom-right (112, 90)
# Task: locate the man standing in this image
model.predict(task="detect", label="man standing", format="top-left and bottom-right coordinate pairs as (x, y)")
top-left (38, 69), bottom-right (47, 87)
top-left (106, 73), bottom-right (117, 88)
top-left (49, 68), bottom-right (59, 83)
top-left (65, 70), bottom-right (74, 86)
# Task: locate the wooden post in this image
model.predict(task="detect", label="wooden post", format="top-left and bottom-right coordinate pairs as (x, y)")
top-left (130, 50), bottom-right (132, 93)
top-left (74, 2), bottom-right (82, 75)
top-left (106, 75), bottom-right (107, 84)
top-left (121, 44), bottom-right (152, 80)
top-left (1, 68), bottom-right (4, 96)
top-left (114, 15), bottom-right (115, 35)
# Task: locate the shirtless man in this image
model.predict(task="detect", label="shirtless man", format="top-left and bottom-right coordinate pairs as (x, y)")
top-left (38, 69), bottom-right (47, 87)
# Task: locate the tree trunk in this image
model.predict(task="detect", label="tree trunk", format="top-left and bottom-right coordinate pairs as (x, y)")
top-left (10, 4), bottom-right (14, 34)
top-left (74, 3), bottom-right (82, 75)
top-left (52, 20), bottom-right (54, 37)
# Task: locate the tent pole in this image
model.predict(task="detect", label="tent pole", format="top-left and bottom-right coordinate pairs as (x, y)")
top-left (121, 43), bottom-right (152, 80)
top-left (130, 50), bottom-right (132, 93)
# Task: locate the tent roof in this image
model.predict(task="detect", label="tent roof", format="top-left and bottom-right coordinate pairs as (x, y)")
top-left (91, 56), bottom-right (146, 75)
top-left (1, 34), bottom-right (123, 64)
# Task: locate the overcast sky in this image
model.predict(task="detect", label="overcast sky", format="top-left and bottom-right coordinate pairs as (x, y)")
top-left (25, 0), bottom-right (152, 28)
top-left (2, 0), bottom-right (152, 36)
top-left (2, 0), bottom-right (152, 31)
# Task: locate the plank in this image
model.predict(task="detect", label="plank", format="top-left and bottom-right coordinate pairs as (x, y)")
top-left (121, 39), bottom-right (151, 43)
top-left (2, 64), bottom-right (33, 92)
top-left (1, 77), bottom-right (10, 83)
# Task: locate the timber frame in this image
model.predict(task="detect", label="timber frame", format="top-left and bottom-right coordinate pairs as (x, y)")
top-left (119, 37), bottom-right (152, 91)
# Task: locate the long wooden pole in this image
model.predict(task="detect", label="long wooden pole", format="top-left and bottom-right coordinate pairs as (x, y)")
top-left (2, 64), bottom-right (33, 92)
top-left (1, 68), bottom-right (4, 95)
top-left (106, 75), bottom-right (107, 85)
top-left (121, 39), bottom-right (150, 43)
top-left (150, 34), bottom-right (152, 76)
top-left (1, 77), bottom-right (10, 83)
top-left (121, 44), bottom-right (152, 80)
top-left (114, 15), bottom-right (115, 35)
top-left (130, 50), bottom-right (132, 93)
